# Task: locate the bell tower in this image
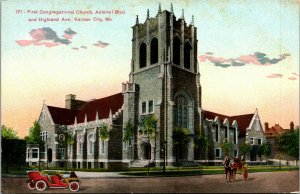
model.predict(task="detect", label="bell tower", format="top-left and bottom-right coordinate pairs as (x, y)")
top-left (123, 3), bottom-right (202, 166)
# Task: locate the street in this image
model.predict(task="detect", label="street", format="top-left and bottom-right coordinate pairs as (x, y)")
top-left (2, 171), bottom-right (299, 193)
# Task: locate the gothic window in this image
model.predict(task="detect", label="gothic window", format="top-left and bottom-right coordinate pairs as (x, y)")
top-left (173, 37), bottom-right (181, 66)
top-left (77, 135), bottom-right (83, 155)
top-left (150, 38), bottom-right (158, 65)
top-left (100, 140), bottom-right (105, 154)
top-left (88, 133), bottom-right (94, 155)
top-left (139, 43), bottom-right (147, 68)
top-left (184, 42), bottom-right (191, 69)
top-left (59, 134), bottom-right (65, 142)
top-left (174, 95), bottom-right (188, 128)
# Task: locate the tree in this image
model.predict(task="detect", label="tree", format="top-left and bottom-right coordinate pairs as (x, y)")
top-left (221, 138), bottom-right (233, 156)
top-left (1, 125), bottom-right (19, 139)
top-left (194, 132), bottom-right (209, 169)
top-left (277, 129), bottom-right (299, 159)
top-left (24, 121), bottom-right (44, 171)
top-left (139, 114), bottom-right (157, 173)
top-left (239, 142), bottom-right (250, 160)
top-left (24, 121), bottom-right (42, 144)
top-left (99, 123), bottom-right (109, 141)
top-left (172, 127), bottom-right (192, 169)
top-left (261, 142), bottom-right (271, 165)
top-left (123, 120), bottom-right (134, 163)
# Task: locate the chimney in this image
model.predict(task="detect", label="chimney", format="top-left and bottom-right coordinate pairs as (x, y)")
top-left (264, 122), bottom-right (269, 132)
top-left (290, 121), bottom-right (294, 132)
top-left (65, 94), bottom-right (76, 109)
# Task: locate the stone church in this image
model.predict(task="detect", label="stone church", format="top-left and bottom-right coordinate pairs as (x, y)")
top-left (26, 5), bottom-right (265, 169)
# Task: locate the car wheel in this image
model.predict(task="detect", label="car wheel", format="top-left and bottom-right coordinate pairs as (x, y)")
top-left (35, 180), bottom-right (47, 191)
top-left (69, 181), bottom-right (80, 192)
top-left (27, 180), bottom-right (36, 190)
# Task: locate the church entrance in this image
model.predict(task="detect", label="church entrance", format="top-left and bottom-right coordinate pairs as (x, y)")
top-left (140, 142), bottom-right (151, 160)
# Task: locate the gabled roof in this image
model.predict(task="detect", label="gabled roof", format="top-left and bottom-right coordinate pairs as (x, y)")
top-left (203, 110), bottom-right (254, 137)
top-left (47, 106), bottom-right (78, 125)
top-left (76, 93), bottom-right (123, 123)
top-left (47, 93), bottom-right (123, 125)
top-left (230, 114), bottom-right (254, 137)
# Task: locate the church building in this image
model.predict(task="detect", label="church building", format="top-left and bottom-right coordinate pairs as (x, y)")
top-left (26, 4), bottom-right (265, 169)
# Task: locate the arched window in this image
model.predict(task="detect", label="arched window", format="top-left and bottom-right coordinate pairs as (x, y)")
top-left (174, 95), bottom-right (188, 128)
top-left (88, 133), bottom-right (94, 155)
top-left (173, 37), bottom-right (181, 66)
top-left (139, 43), bottom-right (147, 68)
top-left (184, 42), bottom-right (191, 69)
top-left (150, 38), bottom-right (158, 65)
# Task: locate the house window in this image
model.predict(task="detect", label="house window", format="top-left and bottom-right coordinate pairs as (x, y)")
top-left (77, 135), bottom-right (83, 155)
top-left (250, 138), bottom-right (254, 145)
top-left (142, 101), bottom-right (146, 114)
top-left (59, 134), bottom-right (65, 143)
top-left (215, 148), bottom-right (221, 158)
top-left (225, 127), bottom-right (228, 139)
top-left (32, 149), bottom-right (38, 158)
top-left (148, 100), bottom-right (154, 113)
top-left (258, 138), bottom-right (262, 145)
top-left (215, 125), bottom-right (219, 142)
top-left (58, 148), bottom-right (65, 159)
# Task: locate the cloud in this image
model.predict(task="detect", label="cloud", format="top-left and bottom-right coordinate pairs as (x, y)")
top-left (63, 28), bottom-right (77, 40)
top-left (198, 52), bottom-right (290, 68)
top-left (292, 72), bottom-right (299, 77)
top-left (266, 73), bottom-right (283, 78)
top-left (80, 46), bottom-right (87, 49)
top-left (93, 40), bottom-right (109, 48)
top-left (72, 47), bottom-right (79, 50)
top-left (16, 27), bottom-right (72, 48)
top-left (288, 77), bottom-right (297, 80)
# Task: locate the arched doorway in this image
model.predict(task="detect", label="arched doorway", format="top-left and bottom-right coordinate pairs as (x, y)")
top-left (140, 142), bottom-right (151, 160)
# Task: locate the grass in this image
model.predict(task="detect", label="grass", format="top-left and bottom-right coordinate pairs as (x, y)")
top-left (2, 165), bottom-right (299, 177)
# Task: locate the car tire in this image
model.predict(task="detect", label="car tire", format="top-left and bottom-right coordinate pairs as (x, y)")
top-left (27, 180), bottom-right (36, 190)
top-left (35, 180), bottom-right (47, 191)
top-left (69, 181), bottom-right (80, 192)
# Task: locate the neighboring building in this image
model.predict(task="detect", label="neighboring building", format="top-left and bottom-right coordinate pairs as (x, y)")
top-left (265, 122), bottom-right (296, 163)
top-left (26, 5), bottom-right (265, 169)
top-left (202, 109), bottom-right (265, 163)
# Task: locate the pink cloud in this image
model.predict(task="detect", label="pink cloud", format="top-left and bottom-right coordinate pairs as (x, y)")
top-left (63, 34), bottom-right (73, 40)
top-left (237, 55), bottom-right (261, 65)
top-left (288, 77), bottom-right (297, 80)
top-left (207, 56), bottom-right (231, 63)
top-left (15, 40), bottom-right (35, 46)
top-left (33, 42), bottom-right (60, 47)
top-left (198, 55), bottom-right (207, 62)
top-left (266, 73), bottom-right (283, 78)
top-left (30, 29), bottom-right (47, 41)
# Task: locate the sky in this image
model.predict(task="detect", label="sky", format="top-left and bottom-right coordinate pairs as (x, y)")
top-left (1, 0), bottom-right (299, 138)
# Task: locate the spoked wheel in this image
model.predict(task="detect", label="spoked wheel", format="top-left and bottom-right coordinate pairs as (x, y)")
top-left (69, 181), bottom-right (80, 192)
top-left (35, 180), bottom-right (47, 191)
top-left (27, 180), bottom-right (36, 190)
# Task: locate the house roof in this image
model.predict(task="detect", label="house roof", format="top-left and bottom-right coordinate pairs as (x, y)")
top-left (265, 124), bottom-right (288, 138)
top-left (203, 110), bottom-right (254, 137)
top-left (47, 93), bottom-right (123, 125)
top-left (47, 106), bottom-right (78, 125)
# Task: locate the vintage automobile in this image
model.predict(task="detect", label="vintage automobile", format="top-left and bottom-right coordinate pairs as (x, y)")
top-left (27, 170), bottom-right (80, 192)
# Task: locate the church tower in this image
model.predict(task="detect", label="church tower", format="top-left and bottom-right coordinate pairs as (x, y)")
top-left (122, 4), bottom-right (202, 166)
